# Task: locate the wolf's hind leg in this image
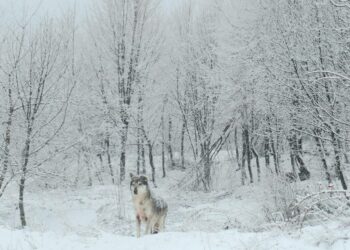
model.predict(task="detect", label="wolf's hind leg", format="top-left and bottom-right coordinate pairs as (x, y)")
top-left (152, 222), bottom-right (159, 234)
top-left (159, 215), bottom-right (166, 231)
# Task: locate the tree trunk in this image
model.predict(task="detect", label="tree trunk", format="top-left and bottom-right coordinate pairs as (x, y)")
top-left (314, 134), bottom-right (331, 184)
top-left (270, 133), bottom-right (279, 175)
top-left (140, 123), bottom-right (146, 174)
top-left (19, 176), bottom-right (26, 227)
top-left (97, 153), bottom-right (105, 185)
top-left (98, 153), bottom-right (104, 171)
top-left (180, 120), bottom-right (186, 170)
top-left (234, 127), bottom-right (242, 170)
top-left (120, 115), bottom-right (129, 182)
top-left (267, 116), bottom-right (279, 175)
top-left (289, 132), bottom-right (310, 181)
top-left (143, 134), bottom-right (156, 187)
top-left (288, 136), bottom-right (297, 176)
top-left (19, 135), bottom-right (31, 228)
top-left (203, 160), bottom-right (211, 191)
top-left (331, 129), bottom-right (347, 190)
top-left (105, 135), bottom-right (115, 184)
top-left (137, 90), bottom-right (145, 176)
top-left (241, 134), bottom-right (247, 186)
top-left (244, 125), bottom-right (253, 183)
top-left (201, 143), bottom-right (211, 191)
top-left (264, 136), bottom-right (271, 173)
top-left (0, 89), bottom-right (14, 191)
top-left (137, 131), bottom-right (141, 175)
top-left (344, 131), bottom-right (350, 164)
top-left (141, 140), bottom-right (146, 174)
top-left (148, 142), bottom-right (156, 187)
top-left (161, 108), bottom-right (166, 177)
top-left (84, 149), bottom-right (93, 186)
top-left (251, 146), bottom-right (260, 182)
top-left (167, 116), bottom-right (175, 168)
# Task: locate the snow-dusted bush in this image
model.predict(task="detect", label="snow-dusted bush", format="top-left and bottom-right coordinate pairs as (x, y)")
top-left (263, 174), bottom-right (297, 224)
top-left (288, 189), bottom-right (350, 227)
top-left (263, 173), bottom-right (350, 228)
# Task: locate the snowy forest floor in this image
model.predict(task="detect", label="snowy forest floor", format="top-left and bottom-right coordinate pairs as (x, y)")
top-left (1, 162), bottom-right (350, 249)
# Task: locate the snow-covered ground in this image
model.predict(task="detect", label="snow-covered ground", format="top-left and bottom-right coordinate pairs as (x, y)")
top-left (2, 223), bottom-right (350, 250)
top-left (1, 165), bottom-right (350, 250)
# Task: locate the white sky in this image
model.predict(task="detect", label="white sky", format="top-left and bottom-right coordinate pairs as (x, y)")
top-left (0, 0), bottom-right (174, 23)
top-left (0, 0), bottom-right (254, 34)
top-left (0, 0), bottom-right (91, 23)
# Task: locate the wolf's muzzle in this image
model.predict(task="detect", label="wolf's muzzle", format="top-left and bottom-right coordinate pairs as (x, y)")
top-left (134, 187), bottom-right (138, 195)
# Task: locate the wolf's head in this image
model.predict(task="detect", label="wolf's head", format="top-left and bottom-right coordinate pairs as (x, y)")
top-left (130, 173), bottom-right (149, 195)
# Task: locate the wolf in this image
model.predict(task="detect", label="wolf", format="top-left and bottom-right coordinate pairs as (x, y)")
top-left (130, 173), bottom-right (168, 237)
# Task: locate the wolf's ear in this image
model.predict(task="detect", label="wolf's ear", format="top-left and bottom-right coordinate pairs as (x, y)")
top-left (130, 173), bottom-right (134, 178)
top-left (141, 175), bottom-right (148, 182)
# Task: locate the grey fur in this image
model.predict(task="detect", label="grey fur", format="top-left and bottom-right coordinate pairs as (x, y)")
top-left (130, 174), bottom-right (168, 237)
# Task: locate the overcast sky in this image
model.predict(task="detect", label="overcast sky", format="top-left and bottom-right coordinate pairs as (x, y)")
top-left (0, 0), bottom-right (256, 36)
top-left (0, 0), bottom-right (174, 23)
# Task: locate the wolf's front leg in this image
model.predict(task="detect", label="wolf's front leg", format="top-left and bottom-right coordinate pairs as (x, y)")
top-left (136, 215), bottom-right (141, 238)
top-left (145, 217), bottom-right (152, 235)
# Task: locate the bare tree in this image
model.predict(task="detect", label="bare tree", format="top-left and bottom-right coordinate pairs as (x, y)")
top-left (10, 17), bottom-right (75, 227)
